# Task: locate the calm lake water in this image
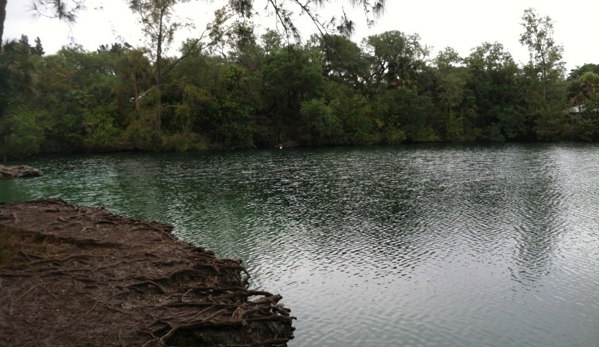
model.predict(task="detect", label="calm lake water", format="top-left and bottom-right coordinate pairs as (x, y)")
top-left (2, 143), bottom-right (599, 347)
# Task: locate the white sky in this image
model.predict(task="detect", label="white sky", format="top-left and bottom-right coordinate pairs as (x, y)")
top-left (4, 0), bottom-right (599, 73)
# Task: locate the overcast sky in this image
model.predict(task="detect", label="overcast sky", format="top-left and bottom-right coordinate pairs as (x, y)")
top-left (4, 0), bottom-right (598, 73)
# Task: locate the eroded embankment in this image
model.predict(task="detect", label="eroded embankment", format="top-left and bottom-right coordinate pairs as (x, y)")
top-left (0, 199), bottom-right (294, 347)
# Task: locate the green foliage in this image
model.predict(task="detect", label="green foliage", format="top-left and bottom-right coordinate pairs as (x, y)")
top-left (496, 105), bottom-right (528, 140)
top-left (4, 14), bottom-right (599, 158)
top-left (260, 45), bottom-right (325, 144)
top-left (533, 105), bottom-right (569, 141)
top-left (445, 111), bottom-right (465, 142)
top-left (160, 132), bottom-right (207, 152)
top-left (372, 87), bottom-right (436, 143)
top-left (300, 98), bottom-right (342, 145)
top-left (566, 111), bottom-right (599, 141)
top-left (315, 34), bottom-right (368, 90)
top-left (0, 39), bottom-right (37, 118)
top-left (520, 8), bottom-right (565, 90)
top-left (362, 30), bottom-right (429, 91)
top-left (82, 109), bottom-right (121, 151)
top-left (123, 111), bottom-right (162, 150)
top-left (568, 70), bottom-right (599, 106)
top-left (325, 81), bottom-right (376, 144)
top-left (461, 42), bottom-right (530, 141)
top-left (519, 7), bottom-right (567, 139)
top-left (568, 64), bottom-right (599, 82)
top-left (0, 108), bottom-right (44, 157)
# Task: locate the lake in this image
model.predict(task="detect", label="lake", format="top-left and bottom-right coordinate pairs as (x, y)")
top-left (1, 143), bottom-right (599, 347)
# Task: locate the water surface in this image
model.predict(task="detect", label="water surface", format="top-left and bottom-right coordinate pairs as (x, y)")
top-left (2, 143), bottom-right (599, 347)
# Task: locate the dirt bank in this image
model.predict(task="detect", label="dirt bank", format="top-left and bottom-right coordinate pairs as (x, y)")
top-left (0, 199), bottom-right (294, 346)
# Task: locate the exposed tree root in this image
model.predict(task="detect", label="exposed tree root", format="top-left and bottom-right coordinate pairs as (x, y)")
top-left (0, 199), bottom-right (294, 346)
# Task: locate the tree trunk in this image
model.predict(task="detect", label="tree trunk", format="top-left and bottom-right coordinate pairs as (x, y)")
top-left (0, 0), bottom-right (7, 47)
top-left (132, 73), bottom-right (140, 112)
top-left (154, 6), bottom-right (165, 133)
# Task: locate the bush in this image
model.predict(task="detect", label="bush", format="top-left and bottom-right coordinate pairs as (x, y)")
top-left (0, 108), bottom-right (44, 158)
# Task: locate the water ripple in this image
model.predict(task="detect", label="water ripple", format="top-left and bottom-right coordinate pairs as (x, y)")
top-left (3, 144), bottom-right (599, 347)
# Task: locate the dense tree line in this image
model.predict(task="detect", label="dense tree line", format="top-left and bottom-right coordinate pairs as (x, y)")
top-left (1, 7), bottom-right (598, 158)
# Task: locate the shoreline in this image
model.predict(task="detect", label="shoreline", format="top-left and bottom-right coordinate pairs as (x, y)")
top-left (0, 165), bottom-right (43, 179)
top-left (0, 198), bottom-right (294, 346)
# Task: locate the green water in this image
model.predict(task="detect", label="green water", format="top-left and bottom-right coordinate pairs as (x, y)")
top-left (1, 143), bottom-right (599, 347)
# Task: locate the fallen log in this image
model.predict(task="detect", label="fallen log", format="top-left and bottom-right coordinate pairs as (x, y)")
top-left (0, 199), bottom-right (294, 346)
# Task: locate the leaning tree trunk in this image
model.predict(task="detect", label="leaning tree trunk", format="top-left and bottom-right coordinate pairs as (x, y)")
top-left (152, 6), bottom-right (165, 134)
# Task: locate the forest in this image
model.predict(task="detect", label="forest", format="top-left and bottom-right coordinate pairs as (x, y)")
top-left (1, 5), bottom-right (599, 158)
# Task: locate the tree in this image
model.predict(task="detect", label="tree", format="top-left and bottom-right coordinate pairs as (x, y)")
top-left (300, 97), bottom-right (341, 144)
top-left (324, 80), bottom-right (375, 144)
top-left (359, 31), bottom-right (434, 142)
top-left (567, 63), bottom-right (599, 82)
top-left (567, 64), bottom-right (599, 106)
top-left (565, 65), bottom-right (599, 140)
top-left (0, 0), bottom-right (83, 45)
top-left (30, 0), bottom-right (85, 21)
top-left (15, 0), bottom-right (387, 139)
top-left (362, 31), bottom-right (429, 91)
top-left (0, 0), bottom-right (81, 44)
top-left (0, 0), bottom-right (6, 45)
top-left (25, 45), bottom-right (129, 152)
top-left (0, 39), bottom-right (36, 118)
top-left (32, 37), bottom-right (45, 56)
top-left (0, 39), bottom-right (43, 159)
top-left (311, 34), bottom-right (368, 90)
top-left (519, 8), bottom-right (565, 101)
top-left (227, 0), bottom-right (385, 40)
top-left (127, 0), bottom-right (194, 132)
top-left (519, 8), bottom-right (567, 140)
top-left (21, 0), bottom-right (386, 42)
top-left (260, 44), bottom-right (325, 144)
top-left (115, 48), bottom-right (151, 113)
top-left (465, 42), bottom-right (526, 141)
top-left (432, 47), bottom-right (470, 141)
